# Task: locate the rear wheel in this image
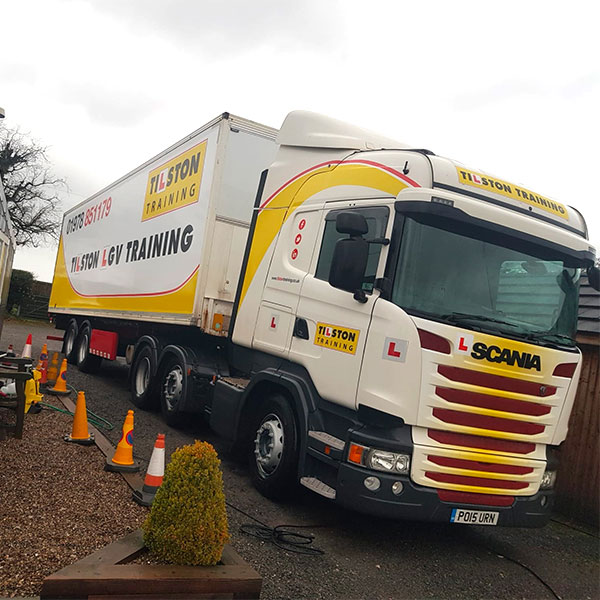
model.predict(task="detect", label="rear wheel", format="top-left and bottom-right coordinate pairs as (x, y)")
top-left (76, 325), bottom-right (102, 374)
top-left (63, 320), bottom-right (78, 364)
top-left (248, 394), bottom-right (299, 500)
top-left (130, 345), bottom-right (158, 410)
top-left (158, 355), bottom-right (187, 427)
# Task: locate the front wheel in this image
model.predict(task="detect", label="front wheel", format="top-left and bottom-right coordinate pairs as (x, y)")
top-left (248, 394), bottom-right (299, 500)
top-left (158, 355), bottom-right (187, 427)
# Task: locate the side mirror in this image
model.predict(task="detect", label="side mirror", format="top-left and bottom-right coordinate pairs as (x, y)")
top-left (328, 237), bottom-right (369, 293)
top-left (587, 265), bottom-right (600, 291)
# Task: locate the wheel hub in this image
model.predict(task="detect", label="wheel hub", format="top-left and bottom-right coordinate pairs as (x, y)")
top-left (163, 366), bottom-right (183, 411)
top-left (254, 414), bottom-right (284, 478)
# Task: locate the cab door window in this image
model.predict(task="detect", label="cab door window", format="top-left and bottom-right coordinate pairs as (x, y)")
top-left (315, 207), bottom-right (389, 292)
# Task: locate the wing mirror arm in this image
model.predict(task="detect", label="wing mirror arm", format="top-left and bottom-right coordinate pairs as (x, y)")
top-left (353, 289), bottom-right (368, 303)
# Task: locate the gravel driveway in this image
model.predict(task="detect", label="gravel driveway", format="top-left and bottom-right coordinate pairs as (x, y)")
top-left (1, 318), bottom-right (598, 600)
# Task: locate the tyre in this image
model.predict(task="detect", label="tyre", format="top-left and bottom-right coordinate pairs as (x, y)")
top-left (158, 354), bottom-right (187, 427)
top-left (248, 394), bottom-right (299, 500)
top-left (76, 325), bottom-right (102, 374)
top-left (130, 345), bottom-right (158, 410)
top-left (63, 320), bottom-right (78, 364)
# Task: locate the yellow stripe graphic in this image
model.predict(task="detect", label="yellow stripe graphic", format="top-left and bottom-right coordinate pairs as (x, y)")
top-left (239, 161), bottom-right (415, 305)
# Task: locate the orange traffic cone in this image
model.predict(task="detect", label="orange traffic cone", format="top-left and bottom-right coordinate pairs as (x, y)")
top-left (64, 391), bottom-right (94, 445)
top-left (105, 410), bottom-right (139, 472)
top-left (133, 433), bottom-right (165, 506)
top-left (36, 343), bottom-right (48, 370)
top-left (2, 344), bottom-right (15, 366)
top-left (39, 360), bottom-right (48, 385)
top-left (46, 352), bottom-right (59, 384)
top-left (21, 334), bottom-right (33, 359)
top-left (47, 359), bottom-right (71, 396)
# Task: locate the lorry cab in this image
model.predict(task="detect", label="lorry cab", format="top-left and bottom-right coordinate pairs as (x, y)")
top-left (227, 111), bottom-right (597, 525)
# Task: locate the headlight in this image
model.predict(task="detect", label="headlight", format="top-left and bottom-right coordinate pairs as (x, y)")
top-left (540, 470), bottom-right (557, 490)
top-left (367, 450), bottom-right (397, 472)
top-left (347, 443), bottom-right (411, 474)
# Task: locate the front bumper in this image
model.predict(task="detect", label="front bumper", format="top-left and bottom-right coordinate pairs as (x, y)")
top-left (336, 463), bottom-right (554, 527)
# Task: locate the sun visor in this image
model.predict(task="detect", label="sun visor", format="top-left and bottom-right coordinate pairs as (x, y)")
top-left (429, 156), bottom-right (588, 238)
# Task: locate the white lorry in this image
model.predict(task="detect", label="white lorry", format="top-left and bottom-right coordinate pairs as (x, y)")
top-left (50, 111), bottom-right (599, 527)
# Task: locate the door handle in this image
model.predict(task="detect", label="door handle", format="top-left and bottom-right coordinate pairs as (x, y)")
top-left (293, 318), bottom-right (309, 340)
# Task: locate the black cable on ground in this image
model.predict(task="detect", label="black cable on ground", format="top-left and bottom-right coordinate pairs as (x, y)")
top-left (493, 550), bottom-right (562, 600)
top-left (40, 384), bottom-right (115, 432)
top-left (550, 517), bottom-right (598, 538)
top-left (226, 500), bottom-right (325, 556)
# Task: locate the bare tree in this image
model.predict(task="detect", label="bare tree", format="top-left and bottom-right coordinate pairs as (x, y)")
top-left (0, 125), bottom-right (64, 246)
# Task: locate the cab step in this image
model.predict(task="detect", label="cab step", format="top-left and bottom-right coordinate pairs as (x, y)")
top-left (307, 430), bottom-right (345, 450)
top-left (300, 476), bottom-right (336, 499)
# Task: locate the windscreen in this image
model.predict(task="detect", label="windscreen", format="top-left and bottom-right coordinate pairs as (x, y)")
top-left (391, 216), bottom-right (581, 347)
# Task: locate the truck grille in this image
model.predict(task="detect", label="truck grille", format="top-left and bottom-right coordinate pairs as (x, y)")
top-left (411, 365), bottom-right (553, 496)
top-left (410, 322), bottom-right (576, 501)
top-left (433, 365), bottom-right (556, 439)
top-left (411, 442), bottom-right (544, 496)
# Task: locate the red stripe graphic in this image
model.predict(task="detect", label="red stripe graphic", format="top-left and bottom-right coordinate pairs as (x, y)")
top-left (68, 265), bottom-right (200, 298)
top-left (428, 455), bottom-right (533, 475)
top-left (436, 386), bottom-right (551, 416)
top-left (426, 471), bottom-right (528, 490)
top-left (438, 365), bottom-right (556, 397)
top-left (259, 159), bottom-right (420, 210)
top-left (427, 429), bottom-right (536, 454)
top-left (437, 489), bottom-right (515, 506)
top-left (433, 408), bottom-right (545, 435)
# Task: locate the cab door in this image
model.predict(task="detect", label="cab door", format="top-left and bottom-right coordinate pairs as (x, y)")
top-left (288, 202), bottom-right (390, 410)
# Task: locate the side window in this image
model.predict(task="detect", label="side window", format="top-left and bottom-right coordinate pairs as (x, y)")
top-left (315, 207), bottom-right (389, 291)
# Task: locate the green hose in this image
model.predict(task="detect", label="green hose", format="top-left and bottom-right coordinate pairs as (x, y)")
top-left (40, 384), bottom-right (115, 431)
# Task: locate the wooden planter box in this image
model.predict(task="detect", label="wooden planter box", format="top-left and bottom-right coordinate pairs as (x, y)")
top-left (40, 529), bottom-right (262, 599)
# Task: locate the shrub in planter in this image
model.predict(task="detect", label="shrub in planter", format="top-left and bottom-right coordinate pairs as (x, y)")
top-left (143, 441), bottom-right (229, 566)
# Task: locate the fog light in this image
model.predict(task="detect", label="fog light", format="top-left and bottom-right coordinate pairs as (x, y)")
top-left (364, 476), bottom-right (381, 491)
top-left (540, 470), bottom-right (556, 490)
top-left (540, 495), bottom-right (548, 507)
top-left (395, 455), bottom-right (410, 474)
top-left (392, 481), bottom-right (404, 495)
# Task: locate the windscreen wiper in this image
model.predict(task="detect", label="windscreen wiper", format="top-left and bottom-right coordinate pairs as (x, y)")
top-left (440, 312), bottom-right (523, 330)
top-left (521, 332), bottom-right (575, 347)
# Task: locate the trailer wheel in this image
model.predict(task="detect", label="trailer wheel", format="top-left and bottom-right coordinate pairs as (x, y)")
top-left (158, 355), bottom-right (186, 427)
top-left (249, 394), bottom-right (299, 500)
top-left (63, 320), bottom-right (78, 364)
top-left (130, 346), bottom-right (158, 410)
top-left (76, 325), bottom-right (102, 374)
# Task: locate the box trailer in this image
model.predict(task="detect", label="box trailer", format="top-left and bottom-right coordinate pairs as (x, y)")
top-left (50, 113), bottom-right (278, 332)
top-left (50, 111), bottom-right (599, 527)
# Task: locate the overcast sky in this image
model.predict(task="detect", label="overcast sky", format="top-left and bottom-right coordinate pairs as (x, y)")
top-left (2, 0), bottom-right (598, 281)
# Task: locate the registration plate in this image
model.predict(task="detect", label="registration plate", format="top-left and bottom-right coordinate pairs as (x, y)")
top-left (450, 508), bottom-right (499, 525)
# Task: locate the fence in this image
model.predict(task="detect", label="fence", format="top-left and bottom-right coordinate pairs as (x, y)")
top-left (17, 294), bottom-right (50, 320)
top-left (554, 339), bottom-right (599, 528)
